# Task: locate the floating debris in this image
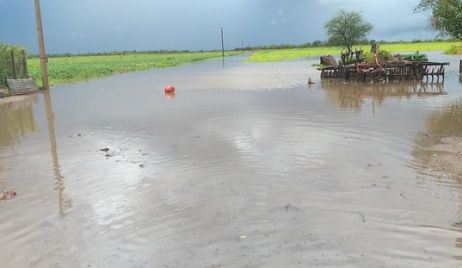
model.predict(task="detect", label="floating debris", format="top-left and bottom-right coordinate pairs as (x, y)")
top-left (284, 203), bottom-right (300, 211)
top-left (0, 191), bottom-right (17, 201)
top-left (356, 211), bottom-right (366, 223)
top-left (104, 152), bottom-right (116, 158)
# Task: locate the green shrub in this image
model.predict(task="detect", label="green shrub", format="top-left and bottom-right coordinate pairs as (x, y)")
top-left (363, 50), bottom-right (391, 63)
top-left (447, 45), bottom-right (462, 54)
top-left (0, 43), bottom-right (28, 88)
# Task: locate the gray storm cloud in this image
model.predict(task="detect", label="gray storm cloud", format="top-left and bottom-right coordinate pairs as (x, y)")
top-left (0, 0), bottom-right (434, 54)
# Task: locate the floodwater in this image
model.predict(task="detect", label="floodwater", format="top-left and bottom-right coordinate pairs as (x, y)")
top-left (1, 53), bottom-right (462, 267)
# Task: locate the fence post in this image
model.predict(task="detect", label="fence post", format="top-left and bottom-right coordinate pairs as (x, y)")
top-left (459, 60), bottom-right (462, 74)
top-left (11, 50), bottom-right (17, 79)
top-left (22, 50), bottom-right (29, 78)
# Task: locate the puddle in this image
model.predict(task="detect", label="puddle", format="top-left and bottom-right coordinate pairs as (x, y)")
top-left (1, 54), bottom-right (462, 267)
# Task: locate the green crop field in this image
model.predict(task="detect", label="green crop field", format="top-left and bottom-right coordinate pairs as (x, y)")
top-left (447, 44), bottom-right (462, 55)
top-left (28, 51), bottom-right (240, 87)
top-left (247, 41), bottom-right (462, 62)
top-left (25, 41), bottom-right (462, 88)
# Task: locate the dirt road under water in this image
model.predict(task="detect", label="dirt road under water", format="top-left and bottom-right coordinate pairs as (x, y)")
top-left (1, 53), bottom-right (462, 267)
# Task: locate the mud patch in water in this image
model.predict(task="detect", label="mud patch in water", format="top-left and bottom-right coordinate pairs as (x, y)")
top-left (413, 100), bottom-right (462, 179)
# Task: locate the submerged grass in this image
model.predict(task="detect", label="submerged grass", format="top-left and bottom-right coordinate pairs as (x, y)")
top-left (28, 51), bottom-right (240, 87)
top-left (248, 41), bottom-right (462, 62)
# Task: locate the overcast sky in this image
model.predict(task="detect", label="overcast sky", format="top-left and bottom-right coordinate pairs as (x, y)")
top-left (0, 0), bottom-right (434, 54)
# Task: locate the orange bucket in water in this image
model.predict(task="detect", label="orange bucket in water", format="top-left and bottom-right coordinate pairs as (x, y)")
top-left (165, 91), bottom-right (176, 99)
top-left (164, 85), bottom-right (176, 93)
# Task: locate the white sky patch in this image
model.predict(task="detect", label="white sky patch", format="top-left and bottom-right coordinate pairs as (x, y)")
top-left (270, 10), bottom-right (288, 26)
top-left (113, 26), bottom-right (124, 33)
top-left (317, 0), bottom-right (418, 13)
top-left (69, 32), bottom-right (87, 39)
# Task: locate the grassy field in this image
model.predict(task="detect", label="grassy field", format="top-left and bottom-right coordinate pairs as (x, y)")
top-left (247, 41), bottom-right (462, 62)
top-left (28, 51), bottom-right (240, 87)
top-left (447, 44), bottom-right (462, 54)
top-left (25, 41), bottom-right (461, 88)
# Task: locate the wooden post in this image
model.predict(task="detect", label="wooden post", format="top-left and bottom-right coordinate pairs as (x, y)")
top-left (221, 27), bottom-right (225, 58)
top-left (22, 50), bottom-right (29, 78)
top-left (34, 0), bottom-right (49, 90)
top-left (11, 50), bottom-right (17, 79)
top-left (459, 60), bottom-right (462, 74)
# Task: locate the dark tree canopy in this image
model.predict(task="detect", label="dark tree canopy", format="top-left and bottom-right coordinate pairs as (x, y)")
top-left (416, 0), bottom-right (462, 38)
top-left (324, 10), bottom-right (373, 54)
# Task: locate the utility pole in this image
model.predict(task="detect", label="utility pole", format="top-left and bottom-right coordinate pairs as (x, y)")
top-left (34, 0), bottom-right (49, 90)
top-left (221, 27), bottom-right (225, 58)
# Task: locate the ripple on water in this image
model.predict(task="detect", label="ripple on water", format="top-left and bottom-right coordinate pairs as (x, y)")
top-left (1, 55), bottom-right (462, 267)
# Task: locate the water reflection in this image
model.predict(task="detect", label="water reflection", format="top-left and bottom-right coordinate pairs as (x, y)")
top-left (427, 101), bottom-right (462, 138)
top-left (164, 91), bottom-right (176, 99)
top-left (43, 90), bottom-right (70, 216)
top-left (413, 100), bottom-right (462, 180)
top-left (2, 54), bottom-right (462, 266)
top-left (321, 81), bottom-right (446, 110)
top-left (0, 95), bottom-right (38, 148)
top-left (456, 238), bottom-right (462, 261)
top-left (421, 101), bottom-right (462, 259)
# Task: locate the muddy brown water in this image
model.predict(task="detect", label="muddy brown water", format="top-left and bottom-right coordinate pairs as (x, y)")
top-left (1, 53), bottom-right (462, 267)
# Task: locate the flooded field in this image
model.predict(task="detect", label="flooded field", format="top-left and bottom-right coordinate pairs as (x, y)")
top-left (1, 53), bottom-right (462, 267)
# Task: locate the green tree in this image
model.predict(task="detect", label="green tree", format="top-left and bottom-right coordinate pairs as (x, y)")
top-left (324, 10), bottom-right (373, 54)
top-left (416, 0), bottom-right (462, 38)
